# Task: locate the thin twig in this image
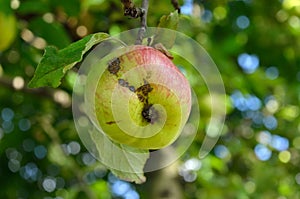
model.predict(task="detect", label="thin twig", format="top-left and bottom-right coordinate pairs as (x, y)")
top-left (135, 0), bottom-right (149, 45)
top-left (171, 0), bottom-right (181, 13)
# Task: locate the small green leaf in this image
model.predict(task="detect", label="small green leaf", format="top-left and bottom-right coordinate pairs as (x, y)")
top-left (153, 11), bottom-right (179, 49)
top-left (28, 32), bottom-right (110, 88)
top-left (157, 10), bottom-right (179, 30)
top-left (90, 128), bottom-right (149, 184)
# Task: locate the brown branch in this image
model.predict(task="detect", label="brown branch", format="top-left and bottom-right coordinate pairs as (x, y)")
top-left (120, 0), bottom-right (149, 44)
top-left (0, 76), bottom-right (70, 108)
top-left (171, 0), bottom-right (181, 13)
top-left (135, 0), bottom-right (149, 45)
top-left (121, 0), bottom-right (144, 18)
top-left (0, 76), bottom-right (54, 98)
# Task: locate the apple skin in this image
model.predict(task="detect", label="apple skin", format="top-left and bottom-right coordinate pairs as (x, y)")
top-left (94, 45), bottom-right (191, 149)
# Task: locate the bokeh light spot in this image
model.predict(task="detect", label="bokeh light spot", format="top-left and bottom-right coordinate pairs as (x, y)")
top-left (20, 162), bottom-right (40, 182)
top-left (276, 10), bottom-right (289, 22)
top-left (265, 66), bottom-right (279, 80)
top-left (1, 108), bottom-right (14, 121)
top-left (213, 6), bottom-right (227, 20)
top-left (252, 111), bottom-right (264, 125)
top-left (214, 145), bottom-right (230, 159)
top-left (94, 167), bottom-right (107, 179)
top-left (82, 153), bottom-right (96, 165)
top-left (263, 115), bottom-right (278, 130)
top-left (254, 144), bottom-right (272, 161)
top-left (12, 76), bottom-right (25, 90)
top-left (236, 15), bottom-right (250, 29)
top-left (181, 0), bottom-right (193, 15)
top-left (295, 173), bottom-right (300, 185)
top-left (10, 0), bottom-right (20, 9)
top-left (266, 98), bottom-right (279, 114)
top-left (18, 119), bottom-right (31, 131)
top-left (230, 91), bottom-right (261, 111)
top-left (23, 139), bottom-right (35, 152)
top-left (271, 135), bottom-right (289, 151)
top-left (76, 25), bottom-right (88, 37)
top-left (257, 131), bottom-right (272, 145)
top-left (42, 177), bottom-right (56, 192)
top-left (183, 171), bottom-right (197, 182)
top-left (67, 141), bottom-right (81, 155)
top-left (278, 150), bottom-right (291, 163)
top-left (34, 145), bottom-right (47, 159)
top-left (6, 148), bottom-right (22, 161)
top-left (288, 16), bottom-right (300, 29)
top-left (55, 177), bottom-right (65, 189)
top-left (2, 120), bottom-right (14, 133)
top-left (83, 172), bottom-right (97, 184)
top-left (8, 159), bottom-right (20, 172)
top-left (21, 29), bottom-right (34, 43)
top-left (124, 190), bottom-right (140, 199)
top-left (281, 105), bottom-right (299, 120)
top-left (237, 53), bottom-right (259, 74)
top-left (32, 37), bottom-right (47, 49)
top-left (244, 181), bottom-right (256, 193)
top-left (43, 13), bottom-right (54, 23)
top-left (54, 90), bottom-right (71, 107)
top-left (184, 158), bottom-right (202, 171)
top-left (201, 9), bottom-right (213, 23)
top-left (111, 180), bottom-right (131, 196)
top-left (292, 137), bottom-right (300, 149)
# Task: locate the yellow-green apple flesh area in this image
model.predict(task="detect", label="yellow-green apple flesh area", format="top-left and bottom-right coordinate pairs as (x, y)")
top-left (95, 45), bottom-right (191, 149)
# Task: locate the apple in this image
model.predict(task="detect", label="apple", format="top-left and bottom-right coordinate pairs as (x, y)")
top-left (0, 12), bottom-right (16, 52)
top-left (94, 45), bottom-right (191, 149)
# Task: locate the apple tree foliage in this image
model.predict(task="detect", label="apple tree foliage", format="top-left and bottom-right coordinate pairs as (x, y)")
top-left (0, 0), bottom-right (300, 198)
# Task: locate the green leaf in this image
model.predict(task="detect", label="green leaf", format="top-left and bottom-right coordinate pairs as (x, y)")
top-left (153, 11), bottom-right (179, 49)
top-left (29, 18), bottom-right (71, 48)
top-left (17, 0), bottom-right (50, 15)
top-left (28, 32), bottom-right (110, 88)
top-left (157, 10), bottom-right (179, 30)
top-left (90, 128), bottom-right (149, 184)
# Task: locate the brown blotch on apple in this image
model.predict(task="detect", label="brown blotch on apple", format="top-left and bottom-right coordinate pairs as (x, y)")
top-left (107, 57), bottom-right (121, 75)
top-left (135, 79), bottom-right (153, 103)
top-left (142, 104), bottom-right (159, 124)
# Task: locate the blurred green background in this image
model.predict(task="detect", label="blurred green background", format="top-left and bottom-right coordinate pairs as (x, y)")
top-left (1, 0), bottom-right (300, 198)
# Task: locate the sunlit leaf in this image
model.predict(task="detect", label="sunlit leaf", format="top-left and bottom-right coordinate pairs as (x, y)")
top-left (28, 32), bottom-right (110, 88)
top-left (90, 128), bottom-right (149, 184)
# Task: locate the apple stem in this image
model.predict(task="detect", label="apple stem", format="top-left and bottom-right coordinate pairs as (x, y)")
top-left (135, 0), bottom-right (149, 45)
